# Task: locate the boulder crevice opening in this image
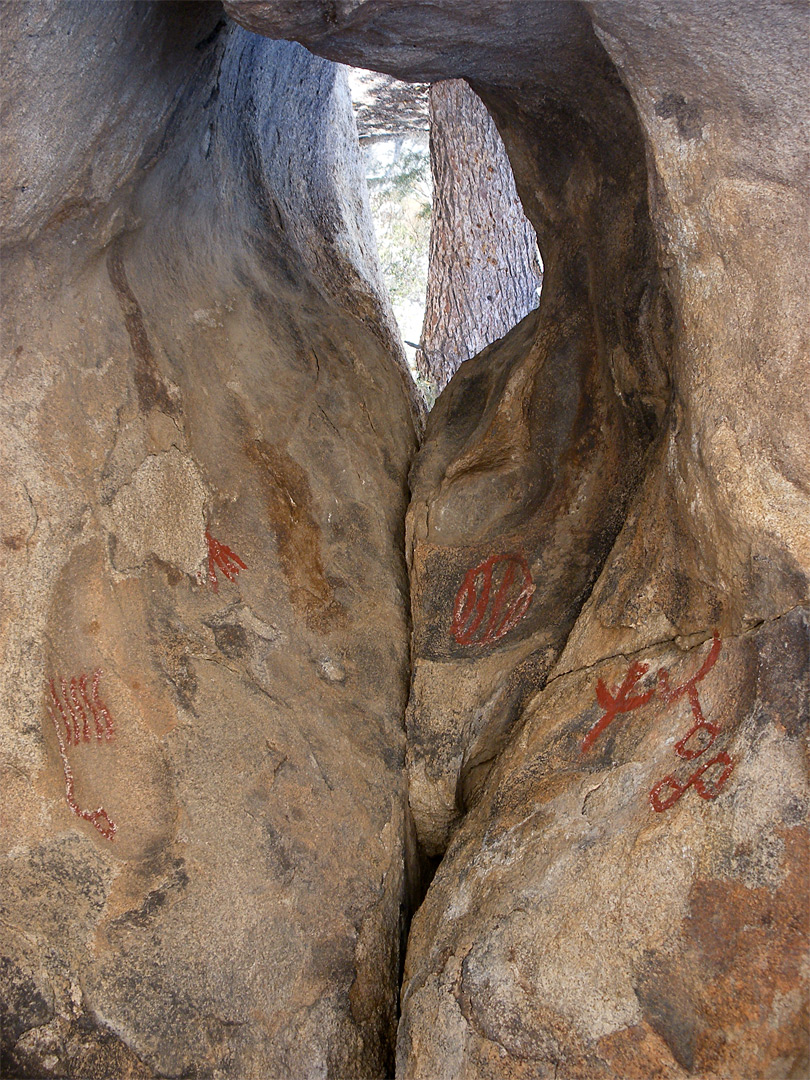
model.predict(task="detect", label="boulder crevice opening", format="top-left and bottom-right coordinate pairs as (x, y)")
top-left (1, 2), bottom-right (807, 1077)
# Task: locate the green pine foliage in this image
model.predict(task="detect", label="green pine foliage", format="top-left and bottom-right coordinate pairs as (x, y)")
top-left (367, 145), bottom-right (431, 309)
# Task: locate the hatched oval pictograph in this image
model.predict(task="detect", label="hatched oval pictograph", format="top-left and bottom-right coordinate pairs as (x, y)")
top-left (450, 552), bottom-right (535, 647)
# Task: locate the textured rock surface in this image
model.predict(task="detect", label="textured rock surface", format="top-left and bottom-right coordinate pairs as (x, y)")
top-left (227, 0), bottom-right (674, 859)
top-left (4, 0), bottom-right (808, 1076)
top-left (1, 4), bottom-right (417, 1077)
top-left (226, 1), bottom-right (810, 1076)
top-left (399, 613), bottom-right (809, 1078)
top-left (557, 0), bottom-right (810, 669)
top-left (403, 19), bottom-right (672, 857)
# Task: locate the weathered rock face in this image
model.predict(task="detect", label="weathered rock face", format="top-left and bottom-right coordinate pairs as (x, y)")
top-left (399, 612), bottom-right (809, 1078)
top-left (243, 1), bottom-right (674, 857)
top-left (557, 0), bottom-right (810, 669)
top-left (226, 1), bottom-right (809, 1076)
top-left (4, 0), bottom-right (808, 1076)
top-left (1, 4), bottom-right (417, 1077)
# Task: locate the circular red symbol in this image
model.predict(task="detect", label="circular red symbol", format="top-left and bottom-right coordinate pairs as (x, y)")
top-left (450, 553), bottom-right (535, 646)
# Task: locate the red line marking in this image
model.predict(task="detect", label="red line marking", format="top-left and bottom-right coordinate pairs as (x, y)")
top-left (689, 751), bottom-right (734, 801)
top-left (69, 677), bottom-right (90, 743)
top-left (648, 773), bottom-right (685, 812)
top-left (646, 633), bottom-right (733, 812)
top-left (79, 673), bottom-right (102, 740)
top-left (650, 751), bottom-right (734, 812)
top-left (582, 631), bottom-right (734, 812)
top-left (45, 670), bottom-right (117, 840)
top-left (453, 568), bottom-right (477, 631)
top-left (582, 631), bottom-right (722, 755)
top-left (657, 631), bottom-right (722, 706)
top-left (450, 553), bottom-right (535, 646)
top-left (581, 661), bottom-right (656, 752)
top-left (462, 563), bottom-right (493, 643)
top-left (78, 674), bottom-right (97, 740)
top-left (206, 531), bottom-right (247, 593)
top-left (657, 630), bottom-right (722, 746)
top-left (89, 669), bottom-right (115, 740)
top-left (492, 585), bottom-right (533, 641)
top-left (59, 676), bottom-right (77, 745)
top-left (674, 715), bottom-right (719, 760)
top-left (49, 679), bottom-right (72, 746)
top-left (482, 557), bottom-right (516, 643)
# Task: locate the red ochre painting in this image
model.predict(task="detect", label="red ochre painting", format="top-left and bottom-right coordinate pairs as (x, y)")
top-left (450, 552), bottom-right (536, 646)
top-left (46, 670), bottom-right (117, 840)
top-left (206, 530), bottom-right (247, 593)
top-left (580, 632), bottom-right (734, 812)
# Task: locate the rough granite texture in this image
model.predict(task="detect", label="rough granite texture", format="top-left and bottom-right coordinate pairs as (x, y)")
top-left (399, 613), bottom-right (810, 1078)
top-left (2, 0), bottom-right (808, 1077)
top-left (1, 4), bottom-right (417, 1077)
top-left (225, 1), bottom-right (810, 1077)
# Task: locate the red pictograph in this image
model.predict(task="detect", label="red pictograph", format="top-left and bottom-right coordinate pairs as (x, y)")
top-left (649, 630), bottom-right (732, 810)
top-left (580, 631), bottom-right (734, 812)
top-left (46, 670), bottom-right (117, 840)
top-left (581, 661), bottom-right (656, 752)
top-left (657, 630), bottom-right (722, 711)
top-left (450, 552), bottom-right (535, 646)
top-left (47, 671), bottom-right (114, 747)
top-left (649, 751), bottom-right (735, 812)
top-left (206, 531), bottom-right (247, 593)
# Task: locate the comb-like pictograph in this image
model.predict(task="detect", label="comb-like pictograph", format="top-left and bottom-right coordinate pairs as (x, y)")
top-left (46, 670), bottom-right (117, 840)
top-left (206, 530), bottom-right (247, 593)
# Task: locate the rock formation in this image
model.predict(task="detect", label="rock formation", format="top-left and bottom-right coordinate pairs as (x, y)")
top-left (2, 0), bottom-right (808, 1077)
top-left (1, 4), bottom-right (417, 1076)
top-left (224, 1), bottom-right (809, 1077)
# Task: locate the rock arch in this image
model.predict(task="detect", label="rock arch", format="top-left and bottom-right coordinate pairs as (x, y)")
top-left (2, 1), bottom-right (807, 1076)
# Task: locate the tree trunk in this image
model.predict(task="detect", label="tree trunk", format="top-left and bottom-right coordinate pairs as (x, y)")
top-left (416, 79), bottom-right (542, 393)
